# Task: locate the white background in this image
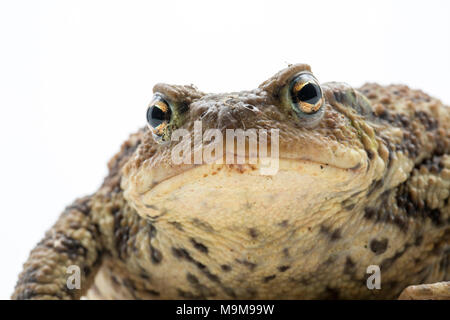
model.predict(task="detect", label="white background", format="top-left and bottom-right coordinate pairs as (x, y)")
top-left (0, 0), bottom-right (449, 299)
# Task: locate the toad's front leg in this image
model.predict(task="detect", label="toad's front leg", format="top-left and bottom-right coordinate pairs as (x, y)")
top-left (12, 196), bottom-right (103, 300)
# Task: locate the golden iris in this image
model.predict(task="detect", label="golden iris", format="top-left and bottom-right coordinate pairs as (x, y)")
top-left (146, 95), bottom-right (172, 138)
top-left (289, 73), bottom-right (323, 115)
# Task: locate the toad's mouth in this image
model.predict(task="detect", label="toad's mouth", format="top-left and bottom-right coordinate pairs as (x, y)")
top-left (123, 143), bottom-right (366, 192)
top-left (122, 152), bottom-right (369, 223)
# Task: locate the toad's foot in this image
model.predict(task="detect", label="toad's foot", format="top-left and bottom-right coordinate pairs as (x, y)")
top-left (398, 282), bottom-right (450, 300)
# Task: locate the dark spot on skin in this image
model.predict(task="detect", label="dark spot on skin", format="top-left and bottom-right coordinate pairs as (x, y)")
top-left (185, 273), bottom-right (217, 298)
top-left (144, 204), bottom-right (158, 210)
top-left (416, 155), bottom-right (445, 174)
top-left (429, 209), bottom-right (444, 226)
top-left (348, 189), bottom-right (361, 202)
top-left (122, 279), bottom-right (138, 299)
top-left (150, 246), bottom-right (163, 264)
top-left (263, 275), bottom-right (276, 283)
top-left (140, 273), bottom-right (150, 280)
top-left (190, 238), bottom-right (209, 254)
top-left (195, 261), bottom-right (206, 271)
top-left (344, 203), bottom-right (356, 211)
top-left (367, 179), bottom-right (384, 196)
top-left (364, 207), bottom-right (376, 219)
top-left (392, 215), bottom-right (409, 232)
top-left (321, 255), bottom-right (338, 267)
top-left (248, 228), bottom-right (258, 238)
top-left (283, 248), bottom-right (290, 258)
top-left (351, 162), bottom-right (362, 170)
top-left (322, 286), bottom-right (340, 299)
top-left (378, 109), bottom-right (393, 123)
top-left (378, 109), bottom-right (413, 132)
top-left (91, 223), bottom-right (102, 239)
top-left (235, 259), bottom-right (257, 271)
top-left (204, 270), bottom-right (220, 283)
top-left (380, 138), bottom-right (394, 169)
top-left (398, 114), bottom-right (410, 127)
top-left (113, 211), bottom-right (130, 260)
top-left (278, 265), bottom-right (290, 272)
top-left (169, 221), bottom-right (184, 231)
top-left (370, 238), bottom-right (388, 255)
top-left (278, 220), bottom-right (289, 228)
top-left (191, 218), bottom-right (214, 233)
top-left (146, 208), bottom-right (167, 221)
top-left (172, 247), bottom-right (191, 260)
top-left (366, 149), bottom-right (374, 160)
top-left (45, 232), bottom-right (88, 260)
top-left (296, 277), bottom-right (310, 286)
top-left (177, 288), bottom-right (200, 299)
top-left (172, 247), bottom-right (231, 297)
top-left (333, 90), bottom-right (345, 103)
top-left (111, 275), bottom-right (120, 285)
top-left (363, 189), bottom-right (412, 232)
top-left (148, 224), bottom-right (157, 238)
top-left (320, 225), bottom-right (341, 241)
top-left (415, 111), bottom-right (438, 131)
top-left (83, 266), bottom-right (91, 277)
top-left (186, 273), bottom-right (199, 284)
top-left (144, 289), bottom-right (160, 296)
top-left (396, 130), bottom-right (421, 158)
top-left (376, 109), bottom-right (426, 159)
top-left (396, 181), bottom-right (443, 227)
top-left (380, 243), bottom-right (411, 270)
top-left (223, 287), bottom-right (237, 298)
top-left (110, 206), bottom-right (120, 215)
top-left (221, 264), bottom-right (232, 272)
top-left (343, 256), bottom-right (356, 275)
top-left (414, 235), bottom-right (423, 246)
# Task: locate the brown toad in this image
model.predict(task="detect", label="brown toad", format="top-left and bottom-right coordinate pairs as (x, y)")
top-left (13, 64), bottom-right (450, 299)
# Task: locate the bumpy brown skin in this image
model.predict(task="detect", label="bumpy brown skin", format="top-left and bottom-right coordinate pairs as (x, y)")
top-left (12, 64), bottom-right (449, 300)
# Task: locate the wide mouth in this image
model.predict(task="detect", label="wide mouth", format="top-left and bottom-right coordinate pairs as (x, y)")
top-left (123, 147), bottom-right (364, 194)
top-left (122, 154), bottom-right (367, 222)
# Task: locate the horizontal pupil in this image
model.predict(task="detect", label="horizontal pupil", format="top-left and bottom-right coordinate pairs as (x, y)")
top-left (295, 83), bottom-right (321, 105)
top-left (147, 104), bottom-right (170, 128)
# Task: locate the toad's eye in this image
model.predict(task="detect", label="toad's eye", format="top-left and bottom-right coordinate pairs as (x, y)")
top-left (289, 73), bottom-right (324, 115)
top-left (146, 95), bottom-right (172, 139)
